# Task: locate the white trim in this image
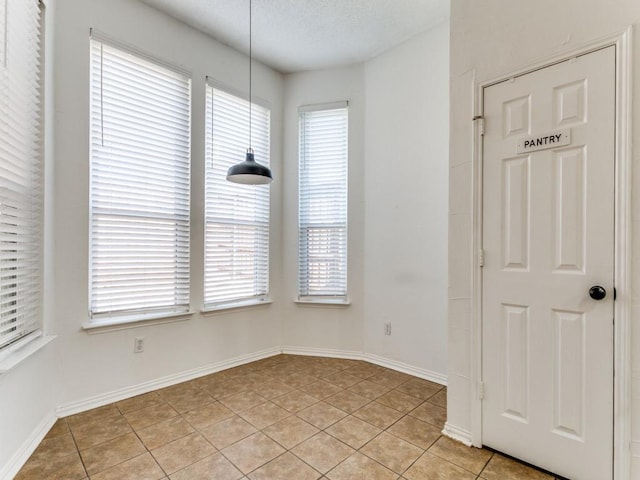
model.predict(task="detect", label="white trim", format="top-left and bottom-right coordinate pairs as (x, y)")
top-left (281, 346), bottom-right (447, 386)
top-left (201, 298), bottom-right (273, 315)
top-left (0, 411), bottom-right (56, 480)
top-left (298, 101), bottom-right (348, 113)
top-left (471, 29), bottom-right (632, 479)
top-left (612, 28), bottom-right (632, 480)
top-left (294, 299), bottom-right (351, 307)
top-left (55, 347), bottom-right (281, 417)
top-left (0, 334), bottom-right (56, 374)
top-left (364, 352), bottom-right (447, 386)
top-left (82, 311), bottom-right (194, 334)
top-left (281, 345), bottom-right (363, 360)
top-left (442, 422), bottom-right (473, 447)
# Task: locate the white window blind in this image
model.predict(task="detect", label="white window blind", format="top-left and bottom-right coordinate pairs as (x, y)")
top-left (0, 0), bottom-right (43, 350)
top-left (204, 84), bottom-right (270, 308)
top-left (89, 37), bottom-right (191, 323)
top-left (298, 103), bottom-right (348, 299)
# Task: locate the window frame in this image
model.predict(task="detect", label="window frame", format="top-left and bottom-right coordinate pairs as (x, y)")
top-left (297, 101), bottom-right (349, 305)
top-left (87, 32), bottom-right (192, 327)
top-left (0, 0), bottom-right (45, 356)
top-left (202, 79), bottom-right (272, 312)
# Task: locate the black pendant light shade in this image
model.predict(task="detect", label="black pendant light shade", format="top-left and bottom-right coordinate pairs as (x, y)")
top-left (227, 148), bottom-right (273, 185)
top-left (226, 0), bottom-right (273, 186)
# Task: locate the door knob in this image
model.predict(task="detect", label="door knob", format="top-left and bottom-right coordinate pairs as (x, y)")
top-left (589, 286), bottom-right (606, 300)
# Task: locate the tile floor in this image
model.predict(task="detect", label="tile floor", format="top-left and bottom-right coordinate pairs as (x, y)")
top-left (15, 354), bottom-right (562, 479)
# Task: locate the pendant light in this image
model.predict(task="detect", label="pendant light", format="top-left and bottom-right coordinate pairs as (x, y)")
top-left (227, 0), bottom-right (273, 185)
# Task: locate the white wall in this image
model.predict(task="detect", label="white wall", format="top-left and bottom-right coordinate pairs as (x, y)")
top-left (51, 0), bottom-right (284, 407)
top-left (363, 23), bottom-right (449, 378)
top-left (281, 23), bottom-right (450, 382)
top-left (448, 0), bottom-right (640, 475)
top-left (281, 65), bottom-right (366, 355)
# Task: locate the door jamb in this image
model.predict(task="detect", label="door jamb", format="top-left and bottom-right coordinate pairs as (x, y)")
top-left (470, 29), bottom-right (632, 480)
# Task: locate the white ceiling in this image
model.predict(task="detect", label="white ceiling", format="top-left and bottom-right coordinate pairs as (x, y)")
top-left (139, 0), bottom-right (450, 73)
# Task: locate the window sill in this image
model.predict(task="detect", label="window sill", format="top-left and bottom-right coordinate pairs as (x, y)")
top-left (82, 311), bottom-right (194, 334)
top-left (201, 298), bottom-right (273, 315)
top-left (0, 332), bottom-right (57, 374)
top-left (295, 298), bottom-right (351, 307)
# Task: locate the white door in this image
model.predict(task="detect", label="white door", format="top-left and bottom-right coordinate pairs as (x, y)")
top-left (482, 46), bottom-right (615, 480)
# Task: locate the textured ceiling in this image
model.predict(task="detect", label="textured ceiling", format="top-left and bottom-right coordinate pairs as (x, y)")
top-left (139, 0), bottom-right (449, 73)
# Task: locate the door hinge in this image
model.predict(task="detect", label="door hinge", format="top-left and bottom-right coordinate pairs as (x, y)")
top-left (478, 381), bottom-right (485, 400)
top-left (478, 249), bottom-right (485, 267)
top-left (473, 115), bottom-right (485, 136)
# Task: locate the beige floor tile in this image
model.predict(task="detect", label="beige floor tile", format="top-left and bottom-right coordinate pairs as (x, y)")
top-left (31, 433), bottom-right (77, 459)
top-left (404, 452), bottom-right (476, 480)
top-left (353, 402), bottom-right (404, 429)
top-left (248, 452), bottom-right (321, 480)
top-left (325, 452), bottom-right (398, 480)
top-left (137, 416), bottom-right (195, 450)
top-left (44, 419), bottom-right (70, 440)
top-left (262, 415), bottom-right (320, 449)
top-left (200, 415), bottom-right (257, 449)
top-left (376, 390), bottom-right (423, 413)
top-left (409, 400), bottom-right (447, 428)
top-left (342, 363), bottom-right (384, 379)
top-left (200, 379), bottom-right (248, 399)
top-left (116, 392), bottom-right (164, 414)
top-left (386, 415), bottom-right (441, 450)
top-left (251, 380), bottom-right (295, 399)
top-left (271, 390), bottom-right (319, 413)
top-left (296, 401), bottom-right (348, 429)
top-left (347, 380), bottom-right (391, 400)
top-left (238, 401), bottom-right (290, 429)
top-left (167, 389), bottom-right (216, 414)
top-left (325, 415), bottom-right (381, 449)
top-left (170, 452), bottom-right (243, 480)
top-left (156, 382), bottom-right (201, 401)
top-left (480, 453), bottom-right (554, 480)
top-left (395, 378), bottom-right (443, 401)
top-left (324, 390), bottom-right (370, 414)
top-left (151, 432), bottom-right (217, 474)
top-left (300, 380), bottom-right (344, 400)
top-left (80, 433), bottom-right (146, 475)
top-left (323, 371), bottom-right (362, 389)
top-left (368, 371), bottom-right (411, 389)
top-left (72, 415), bottom-right (133, 451)
top-left (429, 436), bottom-right (492, 475)
top-left (90, 452), bottom-right (165, 480)
top-left (282, 371), bottom-right (319, 388)
top-left (220, 391), bottom-right (268, 413)
top-left (428, 388), bottom-right (447, 408)
top-left (360, 431), bottom-right (423, 474)
top-left (222, 432), bottom-right (286, 474)
top-left (291, 432), bottom-right (354, 474)
top-left (183, 401), bottom-right (234, 429)
top-left (65, 405), bottom-right (121, 428)
top-left (15, 451), bottom-right (86, 480)
top-left (124, 403), bottom-right (179, 431)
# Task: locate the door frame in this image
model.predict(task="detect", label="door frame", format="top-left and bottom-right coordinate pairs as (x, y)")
top-left (470, 29), bottom-right (632, 479)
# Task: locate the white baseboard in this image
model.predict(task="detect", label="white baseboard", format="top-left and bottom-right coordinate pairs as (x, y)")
top-left (281, 346), bottom-right (447, 386)
top-left (363, 352), bottom-right (447, 386)
top-left (0, 411), bottom-right (57, 480)
top-left (56, 347), bottom-right (282, 417)
top-left (281, 345), bottom-right (363, 360)
top-left (442, 422), bottom-right (473, 446)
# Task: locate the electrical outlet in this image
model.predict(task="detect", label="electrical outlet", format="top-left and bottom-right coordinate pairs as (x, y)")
top-left (134, 337), bottom-right (144, 353)
top-left (384, 323), bottom-right (392, 336)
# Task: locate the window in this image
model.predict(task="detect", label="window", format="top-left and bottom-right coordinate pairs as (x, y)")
top-left (204, 84), bottom-right (270, 309)
top-left (89, 36), bottom-right (191, 324)
top-left (298, 103), bottom-right (348, 301)
top-left (0, 0), bottom-right (43, 350)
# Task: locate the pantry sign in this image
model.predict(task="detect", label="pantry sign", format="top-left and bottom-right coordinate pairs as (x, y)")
top-left (517, 129), bottom-right (571, 154)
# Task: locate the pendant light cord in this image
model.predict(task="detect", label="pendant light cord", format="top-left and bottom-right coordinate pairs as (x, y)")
top-left (248, 0), bottom-right (252, 150)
